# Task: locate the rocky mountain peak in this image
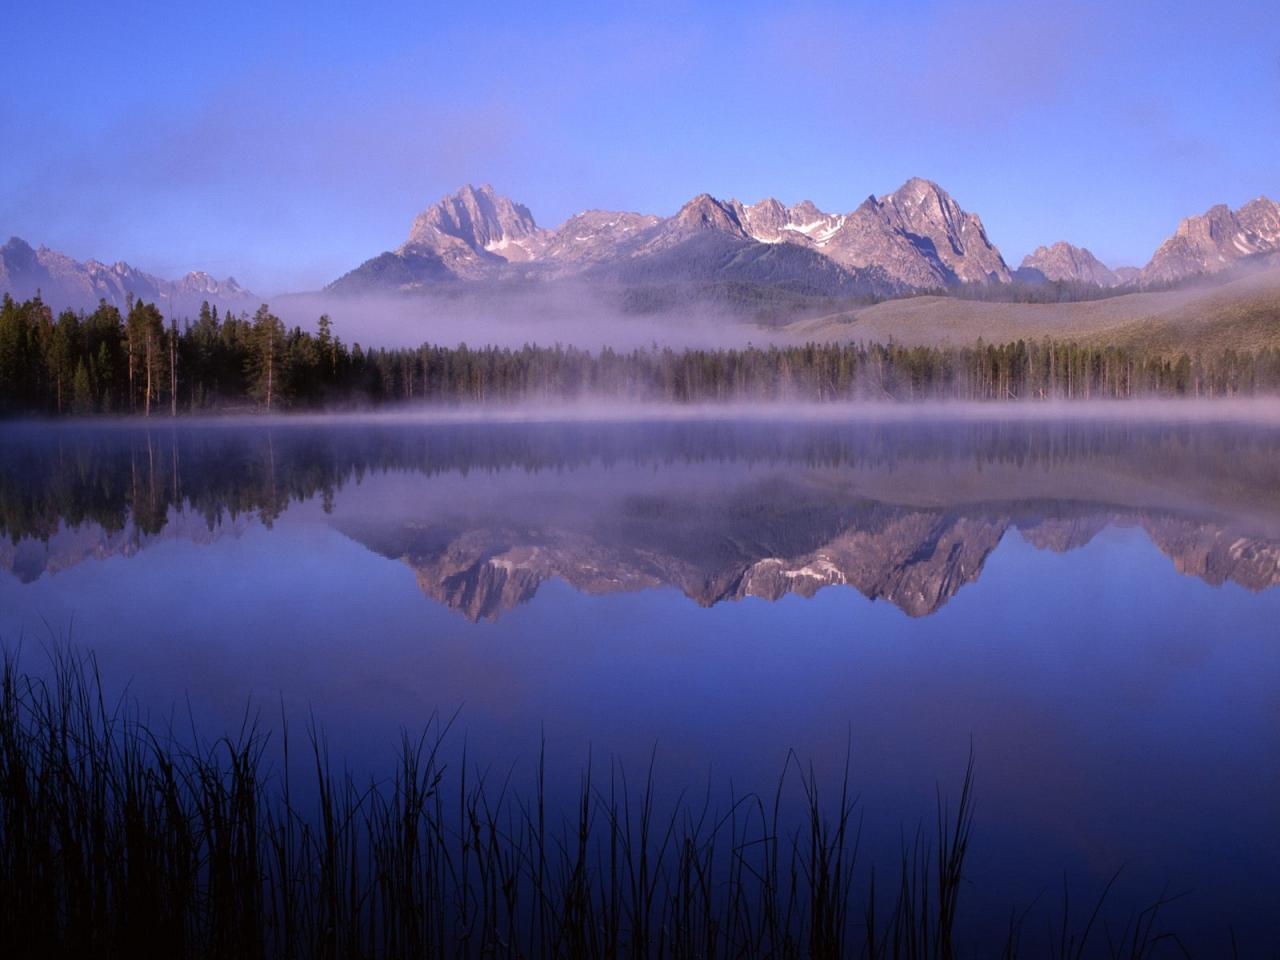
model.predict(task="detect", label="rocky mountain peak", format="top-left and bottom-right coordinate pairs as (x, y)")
top-left (880, 178), bottom-right (974, 239)
top-left (178, 271), bottom-right (245, 296)
top-left (791, 200), bottom-right (826, 223)
top-left (403, 183), bottom-right (550, 268)
top-left (888, 176), bottom-right (950, 208)
top-left (753, 197), bottom-right (787, 217)
top-left (1, 237), bottom-right (39, 278)
top-left (729, 197), bottom-right (845, 247)
top-left (1142, 195), bottom-right (1280, 286)
top-left (1019, 241), bottom-right (1119, 287)
top-left (1174, 204), bottom-right (1232, 241)
top-left (1233, 195), bottom-right (1280, 238)
top-left (672, 193), bottom-right (748, 236)
top-left (812, 178), bottom-right (1010, 287)
top-left (878, 178), bottom-right (1007, 279)
top-left (733, 198), bottom-right (787, 241)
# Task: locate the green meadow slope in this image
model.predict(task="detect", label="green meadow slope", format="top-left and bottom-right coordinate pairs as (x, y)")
top-left (787, 267), bottom-right (1280, 353)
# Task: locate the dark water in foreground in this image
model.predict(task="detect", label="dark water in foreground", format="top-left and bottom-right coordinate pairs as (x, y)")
top-left (2, 415), bottom-right (1278, 952)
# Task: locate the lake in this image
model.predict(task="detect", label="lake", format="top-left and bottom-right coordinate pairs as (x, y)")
top-left (2, 413), bottom-right (1278, 954)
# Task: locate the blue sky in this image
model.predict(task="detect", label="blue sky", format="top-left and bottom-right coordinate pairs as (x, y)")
top-left (2, 0), bottom-right (1277, 293)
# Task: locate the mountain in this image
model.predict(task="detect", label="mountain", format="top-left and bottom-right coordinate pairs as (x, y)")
top-left (732, 198), bottom-right (843, 245)
top-left (1141, 196), bottom-right (1280, 286)
top-left (402, 182), bottom-right (551, 275)
top-left (837, 177), bottom-right (1010, 286)
top-left (17, 183), bottom-right (1278, 320)
top-left (539, 210), bottom-right (661, 265)
top-left (0, 236), bottom-right (259, 315)
top-left (327, 179), bottom-right (1009, 300)
top-left (729, 180), bottom-right (1010, 289)
top-left (1018, 242), bottom-right (1123, 286)
top-left (580, 194), bottom-right (900, 299)
top-left (1013, 197), bottom-right (1280, 291)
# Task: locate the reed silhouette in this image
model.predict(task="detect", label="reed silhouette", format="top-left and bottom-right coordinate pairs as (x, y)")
top-left (0, 648), bottom-right (1223, 958)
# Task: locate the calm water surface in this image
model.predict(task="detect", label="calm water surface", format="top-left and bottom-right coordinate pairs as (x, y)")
top-left (1, 416), bottom-right (1278, 951)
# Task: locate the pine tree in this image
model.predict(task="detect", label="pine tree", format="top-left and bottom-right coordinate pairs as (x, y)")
top-left (168, 317), bottom-right (179, 416)
top-left (247, 304), bottom-right (286, 410)
top-left (125, 300), bottom-right (164, 415)
top-left (72, 361), bottom-right (94, 414)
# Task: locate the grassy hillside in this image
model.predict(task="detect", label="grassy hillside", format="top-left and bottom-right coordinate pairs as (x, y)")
top-left (788, 267), bottom-right (1280, 353)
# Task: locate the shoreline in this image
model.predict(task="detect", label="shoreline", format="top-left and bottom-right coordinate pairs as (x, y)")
top-left (7, 395), bottom-right (1280, 428)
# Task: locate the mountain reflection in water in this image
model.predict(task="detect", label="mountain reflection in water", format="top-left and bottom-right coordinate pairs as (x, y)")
top-left (3, 417), bottom-right (1279, 619)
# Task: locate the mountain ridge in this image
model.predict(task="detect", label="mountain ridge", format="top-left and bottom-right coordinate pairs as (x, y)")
top-left (326, 179), bottom-right (1012, 298)
top-left (8, 183), bottom-right (1280, 319)
top-left (327, 180), bottom-right (1279, 301)
top-left (1141, 196), bottom-right (1280, 286)
top-left (0, 236), bottom-right (259, 315)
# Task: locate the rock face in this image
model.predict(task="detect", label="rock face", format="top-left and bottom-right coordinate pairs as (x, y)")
top-left (539, 210), bottom-right (661, 265)
top-left (727, 179), bottom-right (1010, 289)
top-left (1019, 242), bottom-right (1121, 286)
top-left (667, 194), bottom-right (750, 239)
top-left (328, 178), bottom-right (1010, 297)
top-left (732, 198), bottom-right (845, 246)
top-left (855, 177), bottom-right (1010, 285)
top-left (1140, 196), bottom-right (1280, 286)
top-left (0, 236), bottom-right (258, 315)
top-left (401, 183), bottom-right (551, 276)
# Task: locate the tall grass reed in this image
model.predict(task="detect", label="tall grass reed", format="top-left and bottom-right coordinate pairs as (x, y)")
top-left (0, 648), bottom-right (1207, 958)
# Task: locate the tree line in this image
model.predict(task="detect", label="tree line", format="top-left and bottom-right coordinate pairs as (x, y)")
top-left (3, 293), bottom-right (1280, 415)
top-left (6, 418), bottom-right (1279, 548)
top-left (0, 295), bottom-right (344, 415)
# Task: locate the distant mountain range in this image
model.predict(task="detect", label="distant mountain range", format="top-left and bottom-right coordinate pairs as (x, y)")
top-left (327, 178), bottom-right (1012, 299)
top-left (0, 236), bottom-right (259, 315)
top-left (326, 180), bottom-right (1280, 300)
top-left (1016, 196), bottom-right (1280, 288)
top-left (4, 179), bottom-right (1279, 315)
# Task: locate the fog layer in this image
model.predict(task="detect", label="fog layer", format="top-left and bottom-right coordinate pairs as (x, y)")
top-left (274, 283), bottom-right (795, 350)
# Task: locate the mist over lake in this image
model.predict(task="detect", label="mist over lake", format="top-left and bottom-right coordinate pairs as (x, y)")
top-left (2, 413), bottom-right (1277, 954)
